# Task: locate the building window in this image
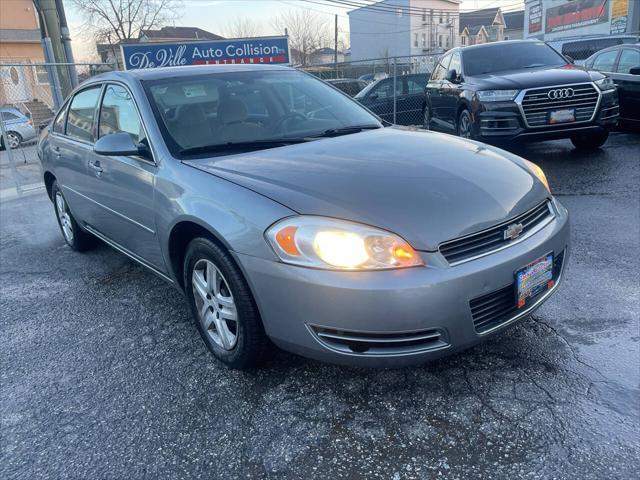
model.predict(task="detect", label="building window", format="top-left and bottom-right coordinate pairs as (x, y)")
top-left (445, 36), bottom-right (449, 48)
top-left (446, 13), bottom-right (449, 24)
top-left (422, 33), bottom-right (426, 47)
top-left (414, 33), bottom-right (418, 47)
top-left (439, 15), bottom-right (443, 24)
top-left (422, 8), bottom-right (426, 21)
top-left (461, 36), bottom-right (466, 46)
top-left (33, 64), bottom-right (49, 85)
top-left (439, 35), bottom-right (443, 47)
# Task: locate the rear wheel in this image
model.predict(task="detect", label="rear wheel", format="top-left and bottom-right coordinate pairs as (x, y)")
top-left (0, 131), bottom-right (21, 150)
top-left (52, 180), bottom-right (95, 251)
top-left (184, 237), bottom-right (268, 369)
top-left (457, 110), bottom-right (473, 139)
top-left (570, 131), bottom-right (609, 150)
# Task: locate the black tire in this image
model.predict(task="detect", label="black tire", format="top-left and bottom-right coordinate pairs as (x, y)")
top-left (457, 109), bottom-right (473, 139)
top-left (422, 105), bottom-right (431, 130)
top-left (51, 180), bottom-right (95, 251)
top-left (184, 237), bottom-right (268, 369)
top-left (570, 131), bottom-right (609, 150)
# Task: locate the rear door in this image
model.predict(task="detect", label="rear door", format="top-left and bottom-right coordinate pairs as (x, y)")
top-left (52, 84), bottom-right (103, 224)
top-left (427, 53), bottom-right (452, 130)
top-left (83, 82), bottom-right (164, 270)
top-left (401, 74), bottom-right (428, 125)
top-left (359, 79), bottom-right (400, 123)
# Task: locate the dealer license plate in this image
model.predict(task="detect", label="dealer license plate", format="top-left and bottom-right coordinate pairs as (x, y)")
top-left (549, 109), bottom-right (575, 124)
top-left (516, 254), bottom-right (554, 309)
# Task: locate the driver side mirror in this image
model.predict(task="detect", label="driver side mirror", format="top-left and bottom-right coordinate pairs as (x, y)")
top-left (445, 69), bottom-right (459, 83)
top-left (629, 66), bottom-right (640, 75)
top-left (94, 132), bottom-right (150, 159)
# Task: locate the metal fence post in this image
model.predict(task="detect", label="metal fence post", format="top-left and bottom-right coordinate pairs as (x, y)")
top-left (0, 117), bottom-right (23, 196)
top-left (392, 57), bottom-right (397, 124)
top-left (42, 39), bottom-right (64, 110)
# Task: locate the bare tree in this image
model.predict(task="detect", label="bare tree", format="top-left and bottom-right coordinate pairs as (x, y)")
top-left (70, 0), bottom-right (182, 44)
top-left (224, 17), bottom-right (262, 39)
top-left (271, 10), bottom-right (331, 66)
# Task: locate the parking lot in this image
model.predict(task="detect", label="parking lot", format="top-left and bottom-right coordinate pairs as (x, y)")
top-left (1, 132), bottom-right (638, 479)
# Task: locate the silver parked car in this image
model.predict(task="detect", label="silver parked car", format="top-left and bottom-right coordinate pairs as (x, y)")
top-left (1, 107), bottom-right (37, 149)
top-left (38, 65), bottom-right (570, 369)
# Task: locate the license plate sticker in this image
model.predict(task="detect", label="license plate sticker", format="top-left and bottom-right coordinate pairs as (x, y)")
top-left (549, 109), bottom-right (575, 124)
top-left (516, 254), bottom-right (554, 309)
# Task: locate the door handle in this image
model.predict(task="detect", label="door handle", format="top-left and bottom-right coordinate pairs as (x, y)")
top-left (89, 160), bottom-right (103, 176)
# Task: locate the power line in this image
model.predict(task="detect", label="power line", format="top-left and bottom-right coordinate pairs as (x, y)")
top-left (317, 0), bottom-right (525, 18)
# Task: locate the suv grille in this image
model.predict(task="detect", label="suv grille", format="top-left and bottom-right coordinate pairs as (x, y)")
top-left (439, 201), bottom-right (554, 265)
top-left (309, 325), bottom-right (448, 355)
top-left (470, 250), bottom-right (565, 334)
top-left (521, 83), bottom-right (599, 127)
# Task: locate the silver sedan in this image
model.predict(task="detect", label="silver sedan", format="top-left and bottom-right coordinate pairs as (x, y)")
top-left (38, 65), bottom-right (569, 369)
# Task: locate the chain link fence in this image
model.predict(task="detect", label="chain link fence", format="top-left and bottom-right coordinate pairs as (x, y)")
top-left (1, 62), bottom-right (113, 198)
top-left (301, 54), bottom-right (440, 126)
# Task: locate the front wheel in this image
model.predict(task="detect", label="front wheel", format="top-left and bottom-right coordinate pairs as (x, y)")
top-left (422, 105), bottom-right (431, 130)
top-left (184, 237), bottom-right (269, 369)
top-left (457, 110), bottom-right (473, 139)
top-left (570, 131), bottom-right (609, 150)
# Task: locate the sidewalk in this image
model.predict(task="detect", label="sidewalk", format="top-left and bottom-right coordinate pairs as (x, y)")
top-left (0, 144), bottom-right (44, 201)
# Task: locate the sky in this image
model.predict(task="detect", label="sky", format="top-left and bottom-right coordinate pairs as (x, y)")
top-left (65, 0), bottom-right (525, 61)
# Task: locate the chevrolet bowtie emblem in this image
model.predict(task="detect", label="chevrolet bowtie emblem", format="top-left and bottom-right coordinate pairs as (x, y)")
top-left (504, 222), bottom-right (524, 241)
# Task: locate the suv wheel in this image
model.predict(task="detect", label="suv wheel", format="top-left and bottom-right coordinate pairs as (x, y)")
top-left (570, 131), bottom-right (609, 150)
top-left (52, 181), bottom-right (95, 251)
top-left (184, 237), bottom-right (268, 369)
top-left (422, 105), bottom-right (431, 130)
top-left (457, 110), bottom-right (473, 139)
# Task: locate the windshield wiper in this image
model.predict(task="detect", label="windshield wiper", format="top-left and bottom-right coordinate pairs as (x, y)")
top-left (179, 138), bottom-right (308, 156)
top-left (306, 124), bottom-right (381, 139)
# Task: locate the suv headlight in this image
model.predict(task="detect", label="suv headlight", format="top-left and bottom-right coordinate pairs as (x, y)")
top-left (265, 216), bottom-right (423, 270)
top-left (477, 90), bottom-right (519, 102)
top-left (595, 77), bottom-right (615, 92)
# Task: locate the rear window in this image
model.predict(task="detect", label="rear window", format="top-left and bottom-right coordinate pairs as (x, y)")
top-left (1, 111), bottom-right (19, 121)
top-left (463, 42), bottom-right (566, 76)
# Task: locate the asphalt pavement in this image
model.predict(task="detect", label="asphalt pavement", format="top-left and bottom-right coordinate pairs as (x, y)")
top-left (1, 132), bottom-right (639, 479)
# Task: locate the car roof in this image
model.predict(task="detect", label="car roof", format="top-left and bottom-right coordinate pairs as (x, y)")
top-left (87, 63), bottom-right (294, 84)
top-left (585, 43), bottom-right (640, 60)
top-left (458, 39), bottom-right (546, 52)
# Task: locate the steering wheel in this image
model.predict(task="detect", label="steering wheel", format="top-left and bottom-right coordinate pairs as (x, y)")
top-left (273, 112), bottom-right (308, 132)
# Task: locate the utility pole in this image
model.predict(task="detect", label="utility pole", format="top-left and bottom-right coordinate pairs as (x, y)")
top-left (334, 14), bottom-right (338, 66)
top-left (34, 0), bottom-right (72, 98)
top-left (54, 0), bottom-right (78, 88)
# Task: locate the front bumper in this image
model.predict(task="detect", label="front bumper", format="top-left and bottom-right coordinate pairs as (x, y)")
top-left (472, 89), bottom-right (619, 143)
top-left (234, 199), bottom-right (570, 367)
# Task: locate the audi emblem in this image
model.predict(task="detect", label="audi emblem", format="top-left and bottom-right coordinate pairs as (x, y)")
top-left (547, 88), bottom-right (574, 100)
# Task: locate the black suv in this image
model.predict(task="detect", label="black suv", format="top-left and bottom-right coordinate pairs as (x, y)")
top-left (423, 40), bottom-right (619, 149)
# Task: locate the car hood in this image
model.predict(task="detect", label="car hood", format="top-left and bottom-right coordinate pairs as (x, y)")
top-left (468, 65), bottom-right (601, 90)
top-left (184, 128), bottom-right (549, 251)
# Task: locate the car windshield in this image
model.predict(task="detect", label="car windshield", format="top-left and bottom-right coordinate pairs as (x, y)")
top-left (463, 42), bottom-right (568, 76)
top-left (144, 69), bottom-right (381, 157)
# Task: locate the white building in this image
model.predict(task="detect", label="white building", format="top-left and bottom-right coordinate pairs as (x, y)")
top-left (348, 0), bottom-right (461, 61)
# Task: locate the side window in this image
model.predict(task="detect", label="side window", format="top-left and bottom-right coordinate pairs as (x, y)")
top-left (407, 76), bottom-right (425, 94)
top-left (592, 50), bottom-right (619, 72)
top-left (616, 49), bottom-right (640, 74)
top-left (1, 111), bottom-right (19, 121)
top-left (432, 54), bottom-right (452, 81)
top-left (449, 52), bottom-right (461, 76)
top-left (52, 103), bottom-right (68, 133)
top-left (99, 84), bottom-right (143, 143)
top-left (66, 86), bottom-right (102, 142)
top-left (371, 79), bottom-right (402, 99)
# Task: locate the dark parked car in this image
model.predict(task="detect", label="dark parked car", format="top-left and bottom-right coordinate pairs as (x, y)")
top-left (355, 73), bottom-right (428, 125)
top-left (326, 78), bottom-right (368, 97)
top-left (584, 44), bottom-right (640, 128)
top-left (38, 65), bottom-right (568, 369)
top-left (423, 40), bottom-right (620, 150)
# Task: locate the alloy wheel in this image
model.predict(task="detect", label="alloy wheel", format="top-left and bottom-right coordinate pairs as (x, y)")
top-left (458, 113), bottom-right (472, 139)
top-left (192, 259), bottom-right (238, 350)
top-left (7, 132), bottom-right (20, 149)
top-left (55, 192), bottom-right (74, 243)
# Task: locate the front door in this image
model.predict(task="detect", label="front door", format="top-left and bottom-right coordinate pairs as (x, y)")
top-left (83, 83), bottom-right (165, 270)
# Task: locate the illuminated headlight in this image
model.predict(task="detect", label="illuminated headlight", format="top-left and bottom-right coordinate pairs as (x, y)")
top-left (265, 216), bottom-right (424, 270)
top-left (477, 90), bottom-right (519, 102)
top-left (523, 159), bottom-right (550, 193)
top-left (595, 77), bottom-right (616, 92)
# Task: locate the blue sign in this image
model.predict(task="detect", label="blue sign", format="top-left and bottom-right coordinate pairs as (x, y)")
top-left (121, 36), bottom-right (289, 70)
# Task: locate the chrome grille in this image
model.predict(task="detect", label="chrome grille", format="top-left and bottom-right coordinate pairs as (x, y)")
top-left (309, 325), bottom-right (448, 355)
top-left (470, 250), bottom-right (565, 334)
top-left (439, 201), bottom-right (554, 265)
top-left (521, 83), bottom-right (599, 127)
